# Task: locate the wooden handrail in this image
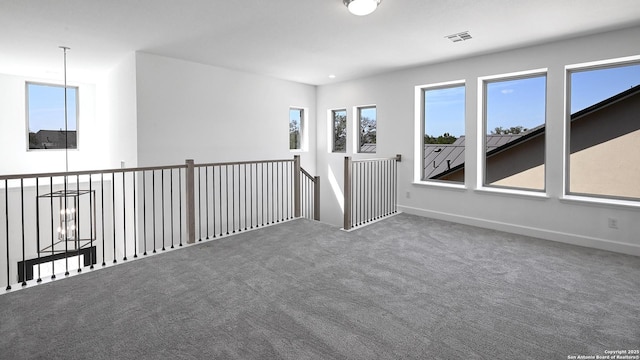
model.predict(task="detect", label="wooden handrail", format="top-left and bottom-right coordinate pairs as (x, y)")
top-left (193, 158), bottom-right (294, 168)
top-left (350, 154), bottom-right (402, 163)
top-left (0, 158), bottom-right (296, 181)
top-left (299, 167), bottom-right (316, 182)
top-left (0, 164), bottom-right (187, 181)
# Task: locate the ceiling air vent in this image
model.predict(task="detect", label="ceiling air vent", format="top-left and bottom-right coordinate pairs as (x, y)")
top-left (445, 31), bottom-right (472, 43)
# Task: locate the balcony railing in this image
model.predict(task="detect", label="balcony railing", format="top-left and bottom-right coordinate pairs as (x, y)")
top-left (343, 155), bottom-right (400, 230)
top-left (0, 155), bottom-right (318, 291)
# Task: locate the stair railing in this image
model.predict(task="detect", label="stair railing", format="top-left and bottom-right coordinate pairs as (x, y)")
top-left (343, 155), bottom-right (401, 230)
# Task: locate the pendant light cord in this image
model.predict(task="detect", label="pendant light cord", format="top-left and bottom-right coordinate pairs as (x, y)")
top-left (59, 46), bottom-right (70, 173)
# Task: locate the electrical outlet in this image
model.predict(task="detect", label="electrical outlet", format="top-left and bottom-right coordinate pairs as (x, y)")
top-left (406, 191), bottom-right (411, 199)
top-left (608, 217), bottom-right (618, 229)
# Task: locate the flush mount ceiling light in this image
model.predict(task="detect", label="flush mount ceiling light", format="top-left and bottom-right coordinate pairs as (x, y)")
top-left (344, 0), bottom-right (382, 16)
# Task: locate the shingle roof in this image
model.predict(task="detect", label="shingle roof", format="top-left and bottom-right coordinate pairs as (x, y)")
top-left (32, 130), bottom-right (77, 149)
top-left (424, 137), bottom-right (466, 179)
top-left (423, 133), bottom-right (529, 179)
top-left (485, 134), bottom-right (524, 151)
top-left (359, 143), bottom-right (377, 153)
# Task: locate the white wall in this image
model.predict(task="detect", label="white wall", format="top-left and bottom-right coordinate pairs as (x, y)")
top-left (97, 53), bottom-right (139, 169)
top-left (135, 53), bottom-right (317, 173)
top-left (316, 26), bottom-right (640, 255)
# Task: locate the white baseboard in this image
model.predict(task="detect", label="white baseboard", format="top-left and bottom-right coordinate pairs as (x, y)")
top-left (341, 211), bottom-right (402, 232)
top-left (398, 205), bottom-right (640, 257)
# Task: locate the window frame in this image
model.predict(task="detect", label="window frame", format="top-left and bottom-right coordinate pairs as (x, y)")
top-left (563, 56), bottom-right (640, 205)
top-left (289, 106), bottom-right (306, 152)
top-left (477, 68), bottom-right (548, 194)
top-left (26, 81), bottom-right (80, 151)
top-left (418, 81), bottom-right (467, 186)
top-left (414, 80), bottom-right (467, 188)
top-left (330, 108), bottom-right (347, 153)
top-left (355, 105), bottom-right (377, 154)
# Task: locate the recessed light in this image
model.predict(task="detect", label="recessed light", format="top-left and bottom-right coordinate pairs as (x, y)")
top-left (329, 74), bottom-right (336, 79)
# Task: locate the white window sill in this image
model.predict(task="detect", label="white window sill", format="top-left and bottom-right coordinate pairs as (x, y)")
top-left (27, 148), bottom-right (79, 151)
top-left (412, 180), bottom-right (467, 191)
top-left (560, 194), bottom-right (640, 210)
top-left (474, 186), bottom-right (549, 200)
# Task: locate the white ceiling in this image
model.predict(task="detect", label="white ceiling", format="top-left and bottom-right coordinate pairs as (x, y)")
top-left (1, 0), bottom-right (639, 85)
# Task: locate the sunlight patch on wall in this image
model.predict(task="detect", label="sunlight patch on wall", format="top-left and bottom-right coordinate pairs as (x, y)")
top-left (328, 165), bottom-right (344, 212)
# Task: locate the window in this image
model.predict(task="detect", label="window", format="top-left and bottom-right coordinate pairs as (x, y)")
top-left (422, 84), bottom-right (465, 183)
top-left (567, 61), bottom-right (640, 201)
top-left (358, 106), bottom-right (376, 153)
top-left (27, 82), bottom-right (78, 150)
top-left (483, 73), bottom-right (546, 191)
top-left (289, 107), bottom-right (304, 150)
top-left (332, 109), bottom-right (347, 153)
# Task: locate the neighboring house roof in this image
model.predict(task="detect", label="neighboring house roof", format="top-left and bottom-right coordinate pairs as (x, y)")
top-left (360, 143), bottom-right (377, 153)
top-left (428, 84), bottom-right (640, 180)
top-left (571, 84), bottom-right (640, 121)
top-left (31, 130), bottom-right (77, 149)
top-left (424, 138), bottom-right (466, 179)
top-left (485, 133), bottom-right (525, 151)
top-left (423, 132), bottom-right (542, 179)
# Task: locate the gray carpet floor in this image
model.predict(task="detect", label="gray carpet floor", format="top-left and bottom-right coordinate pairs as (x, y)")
top-left (0, 213), bottom-right (638, 359)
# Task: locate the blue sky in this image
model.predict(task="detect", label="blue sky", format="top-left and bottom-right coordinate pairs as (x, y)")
top-left (359, 107), bottom-right (376, 121)
top-left (424, 86), bottom-right (465, 137)
top-left (425, 63), bottom-right (640, 137)
top-left (570, 64), bottom-right (640, 113)
top-left (486, 75), bottom-right (546, 134)
top-left (289, 108), bottom-right (301, 123)
top-left (28, 83), bottom-right (77, 133)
